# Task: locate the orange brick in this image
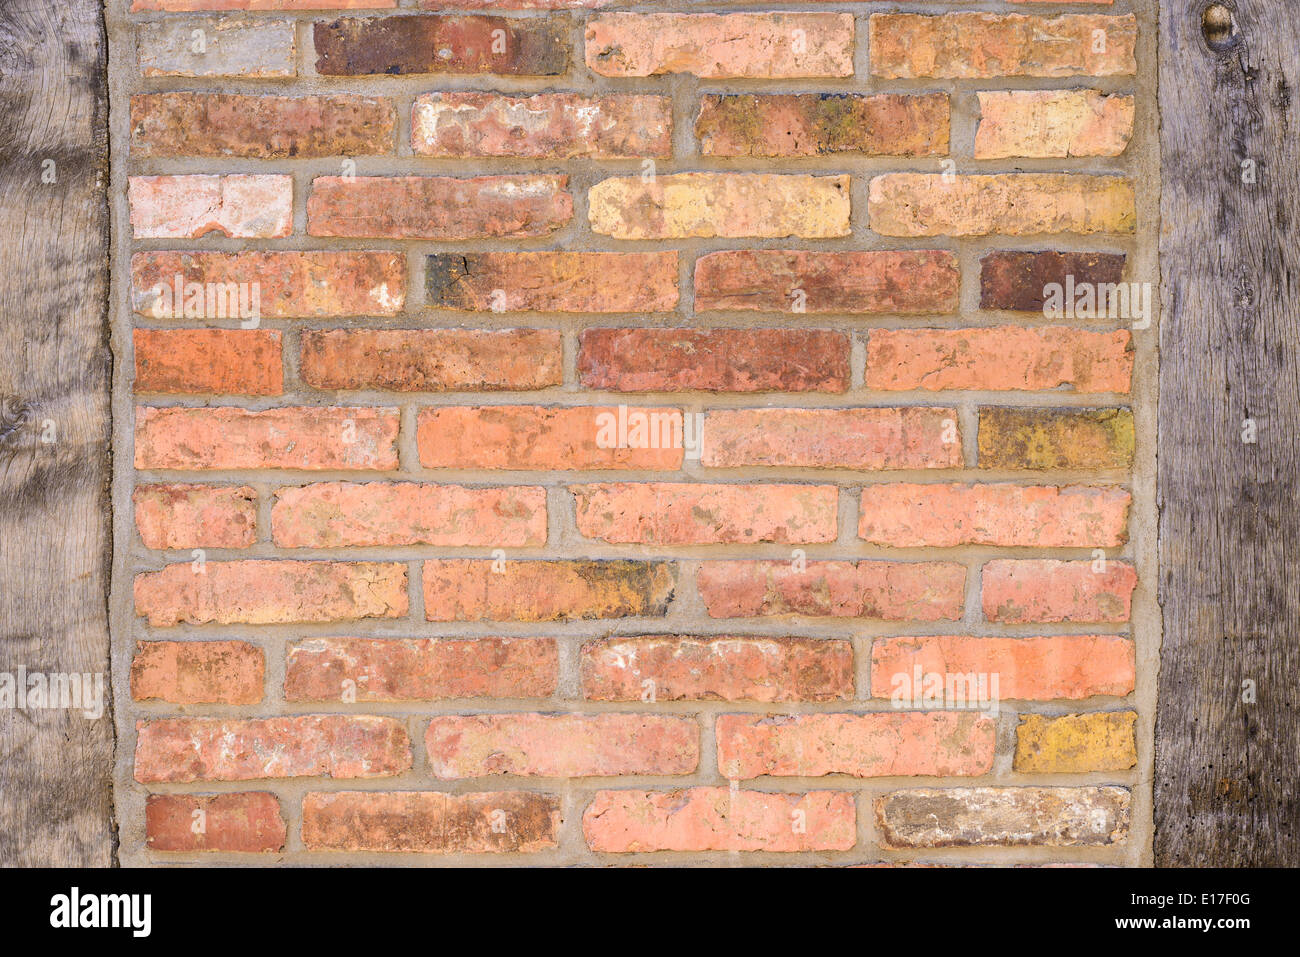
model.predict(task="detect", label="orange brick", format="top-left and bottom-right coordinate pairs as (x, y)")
top-left (131, 640), bottom-right (264, 705)
top-left (134, 560), bottom-right (408, 627)
top-left (285, 637), bottom-right (557, 702)
top-left (133, 484), bottom-right (257, 550)
top-left (983, 559), bottom-right (1137, 623)
top-left (133, 329), bottom-right (283, 396)
top-left (428, 252), bottom-right (677, 313)
top-left (426, 714), bottom-right (699, 777)
top-left (272, 482), bottom-right (546, 548)
top-left (571, 483), bottom-right (838, 545)
top-left (146, 793), bottom-right (285, 854)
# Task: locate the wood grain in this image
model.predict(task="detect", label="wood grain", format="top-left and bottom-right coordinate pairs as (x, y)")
top-left (0, 0), bottom-right (115, 865)
top-left (1156, 1), bottom-right (1300, 865)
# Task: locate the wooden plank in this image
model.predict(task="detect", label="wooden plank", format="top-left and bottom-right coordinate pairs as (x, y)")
top-left (0, 0), bottom-right (115, 865)
top-left (1156, 1), bottom-right (1300, 865)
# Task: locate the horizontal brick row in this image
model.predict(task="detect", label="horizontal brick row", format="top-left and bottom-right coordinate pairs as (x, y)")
top-left (128, 634), bottom-right (1136, 705)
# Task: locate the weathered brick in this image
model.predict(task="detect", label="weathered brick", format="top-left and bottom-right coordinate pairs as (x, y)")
top-left (589, 173), bottom-right (850, 240)
top-left (273, 482), bottom-right (545, 548)
top-left (132, 251), bottom-right (405, 318)
top-left (285, 637), bottom-right (557, 702)
top-left (300, 329), bottom-right (562, 393)
top-left (146, 793), bottom-right (285, 854)
top-left (870, 14), bottom-right (1138, 79)
top-left (983, 559), bottom-right (1137, 624)
top-left (976, 91), bottom-right (1135, 159)
top-left (858, 484), bottom-right (1131, 548)
top-left (581, 635), bottom-right (853, 703)
top-left (133, 484), bottom-right (257, 550)
top-left (135, 715), bottom-right (411, 782)
top-left (131, 640), bottom-right (264, 705)
top-left (1015, 712), bottom-right (1138, 773)
top-left (428, 252), bottom-right (677, 313)
top-left (426, 714), bottom-right (699, 778)
top-left (314, 15), bottom-right (568, 76)
top-left (584, 787), bottom-right (856, 852)
top-left (979, 407), bottom-right (1135, 470)
top-left (416, 406), bottom-right (684, 470)
top-left (423, 559), bottom-right (675, 622)
top-left (980, 251), bottom-right (1127, 313)
top-left (876, 786), bottom-right (1130, 847)
top-left (697, 93), bottom-right (949, 157)
top-left (135, 407), bottom-right (399, 472)
top-left (865, 328), bottom-right (1133, 393)
top-left (134, 560), bottom-right (408, 627)
top-left (130, 93), bottom-right (394, 158)
top-left (869, 174), bottom-right (1136, 236)
top-left (134, 1), bottom-right (393, 8)
top-left (137, 18), bottom-right (296, 78)
top-left (587, 13), bottom-right (854, 79)
top-left (694, 250), bottom-right (958, 315)
top-left (579, 329), bottom-right (849, 394)
top-left (870, 635), bottom-right (1136, 701)
top-left (413, 92), bottom-right (671, 158)
top-left (302, 791), bottom-right (559, 853)
top-left (718, 712), bottom-right (995, 780)
top-left (307, 176), bottom-right (571, 239)
top-left (697, 561), bottom-right (966, 621)
top-left (702, 408), bottom-right (962, 470)
top-left (572, 483), bottom-right (839, 545)
top-left (128, 175), bottom-right (292, 238)
top-left (134, 329), bottom-right (283, 396)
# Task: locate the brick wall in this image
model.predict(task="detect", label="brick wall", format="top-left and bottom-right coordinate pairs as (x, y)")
top-left (110, 0), bottom-right (1158, 864)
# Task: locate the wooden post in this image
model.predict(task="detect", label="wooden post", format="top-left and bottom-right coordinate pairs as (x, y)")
top-left (0, 0), bottom-right (115, 865)
top-left (1156, 1), bottom-right (1300, 865)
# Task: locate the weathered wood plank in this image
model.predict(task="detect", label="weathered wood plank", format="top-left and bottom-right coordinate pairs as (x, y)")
top-left (0, 0), bottom-right (115, 865)
top-left (1156, 1), bottom-right (1300, 865)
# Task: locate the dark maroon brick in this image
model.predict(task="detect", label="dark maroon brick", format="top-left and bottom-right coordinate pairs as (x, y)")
top-left (980, 251), bottom-right (1127, 313)
top-left (314, 15), bottom-right (568, 76)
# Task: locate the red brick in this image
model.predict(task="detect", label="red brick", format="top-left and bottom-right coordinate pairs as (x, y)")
top-left (702, 408), bottom-right (962, 470)
top-left (272, 482), bottom-right (546, 548)
top-left (583, 787), bottom-right (856, 852)
top-left (133, 483), bottom-right (257, 550)
top-left (131, 640), bottom-right (264, 705)
top-left (859, 484), bottom-right (1131, 548)
top-left (980, 251), bottom-right (1127, 313)
top-left (869, 13), bottom-right (1137, 79)
top-left (697, 561), bottom-right (966, 621)
top-left (428, 252), bottom-right (677, 313)
top-left (572, 483), bottom-right (838, 545)
top-left (426, 714), bottom-right (699, 778)
top-left (417, 406), bottom-right (684, 470)
top-left (128, 174), bottom-right (292, 239)
top-left (302, 791), bottom-right (559, 853)
top-left (134, 715), bottom-right (411, 783)
top-left (134, 329), bottom-right (283, 396)
top-left (423, 559), bottom-right (675, 622)
top-left (300, 329), bottom-right (562, 393)
top-left (308, 176), bottom-right (571, 239)
top-left (146, 793), bottom-right (285, 854)
top-left (134, 560), bottom-right (408, 627)
top-left (130, 92), bottom-right (394, 158)
top-left (314, 15), bottom-right (568, 76)
top-left (132, 251), bottom-right (405, 318)
top-left (413, 92), bottom-right (671, 158)
top-left (694, 251), bottom-right (958, 315)
top-left (586, 13), bottom-right (854, 79)
top-left (716, 712), bottom-right (996, 779)
top-left (135, 407), bottom-right (399, 472)
top-left (982, 559), bottom-right (1137, 623)
top-left (697, 93), bottom-right (949, 157)
top-left (870, 634), bottom-right (1136, 701)
top-left (866, 327), bottom-right (1133, 394)
top-left (135, 2), bottom-right (393, 8)
top-left (285, 637), bottom-right (557, 702)
top-left (581, 635), bottom-right (853, 703)
top-left (579, 329), bottom-right (849, 393)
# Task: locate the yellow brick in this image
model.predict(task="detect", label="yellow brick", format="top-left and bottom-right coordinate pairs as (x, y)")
top-left (1014, 712), bottom-right (1137, 773)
